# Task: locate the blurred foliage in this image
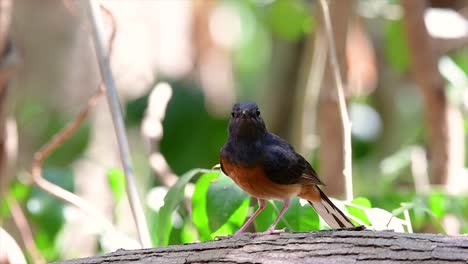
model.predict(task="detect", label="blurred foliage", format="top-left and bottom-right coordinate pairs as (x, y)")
top-left (107, 168), bottom-right (126, 203)
top-left (2, 0), bottom-right (468, 262)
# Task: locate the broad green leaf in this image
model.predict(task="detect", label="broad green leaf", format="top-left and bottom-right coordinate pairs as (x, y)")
top-left (429, 191), bottom-right (446, 219)
top-left (1, 181), bottom-right (30, 218)
top-left (212, 198), bottom-right (250, 237)
top-left (452, 50), bottom-right (468, 75)
top-left (392, 202), bottom-right (415, 217)
top-left (107, 168), bottom-right (126, 202)
top-left (206, 173), bottom-right (249, 231)
top-left (347, 197), bottom-right (372, 226)
top-left (0, 199), bottom-right (9, 218)
top-left (414, 207), bottom-right (446, 234)
top-left (156, 169), bottom-right (211, 246)
top-left (279, 198), bottom-right (319, 231)
top-left (192, 171), bottom-right (220, 241)
top-left (193, 171), bottom-right (250, 239)
top-left (180, 220), bottom-right (198, 244)
top-left (11, 181), bottom-right (30, 202)
top-left (254, 198), bottom-right (319, 232)
top-left (267, 0), bottom-right (313, 41)
top-left (366, 207), bottom-right (405, 232)
top-left (384, 19), bottom-right (410, 73)
top-left (28, 168), bottom-right (72, 236)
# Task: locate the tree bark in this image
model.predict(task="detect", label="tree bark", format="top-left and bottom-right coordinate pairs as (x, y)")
top-left (401, 0), bottom-right (465, 190)
top-left (54, 230), bottom-right (468, 264)
top-left (0, 0), bottom-right (14, 196)
top-left (317, 0), bottom-right (354, 197)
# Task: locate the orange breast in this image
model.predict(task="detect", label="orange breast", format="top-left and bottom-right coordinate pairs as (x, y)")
top-left (221, 158), bottom-right (301, 200)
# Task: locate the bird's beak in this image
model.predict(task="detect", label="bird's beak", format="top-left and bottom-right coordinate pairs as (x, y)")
top-left (241, 110), bottom-right (248, 118)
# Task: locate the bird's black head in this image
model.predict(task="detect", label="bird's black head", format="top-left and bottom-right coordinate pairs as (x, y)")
top-left (228, 102), bottom-right (267, 140)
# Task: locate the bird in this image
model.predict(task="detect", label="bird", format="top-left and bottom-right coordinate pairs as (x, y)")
top-left (220, 102), bottom-right (354, 235)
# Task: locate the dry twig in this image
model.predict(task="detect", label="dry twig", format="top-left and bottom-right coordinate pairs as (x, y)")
top-left (84, 0), bottom-right (152, 247)
top-left (30, 0), bottom-right (119, 240)
top-left (31, 89), bottom-right (118, 235)
top-left (142, 83), bottom-right (195, 209)
top-left (318, 0), bottom-right (353, 201)
top-left (7, 196), bottom-right (46, 264)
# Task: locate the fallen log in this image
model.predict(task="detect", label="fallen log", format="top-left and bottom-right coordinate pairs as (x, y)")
top-left (55, 230), bottom-right (468, 264)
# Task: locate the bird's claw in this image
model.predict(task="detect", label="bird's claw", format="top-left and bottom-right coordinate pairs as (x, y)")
top-left (214, 235), bottom-right (233, 240)
top-left (248, 228), bottom-right (286, 237)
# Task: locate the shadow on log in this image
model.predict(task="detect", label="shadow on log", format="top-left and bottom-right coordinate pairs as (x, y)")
top-left (54, 230), bottom-right (467, 264)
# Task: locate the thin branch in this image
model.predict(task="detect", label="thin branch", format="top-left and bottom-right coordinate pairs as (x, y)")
top-left (7, 196), bottom-right (46, 264)
top-left (142, 83), bottom-right (195, 209)
top-left (318, 0), bottom-right (353, 201)
top-left (30, 0), bottom-right (122, 241)
top-left (84, 0), bottom-right (152, 248)
top-left (142, 83), bottom-right (178, 187)
top-left (300, 25), bottom-right (327, 156)
top-left (410, 146), bottom-right (430, 194)
top-left (0, 0), bottom-right (12, 54)
top-left (31, 89), bottom-right (117, 235)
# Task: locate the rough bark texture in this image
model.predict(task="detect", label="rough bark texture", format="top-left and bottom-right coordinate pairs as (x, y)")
top-left (54, 230), bottom-right (468, 264)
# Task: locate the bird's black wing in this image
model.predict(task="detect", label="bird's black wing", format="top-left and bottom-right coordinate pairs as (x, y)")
top-left (262, 133), bottom-right (324, 186)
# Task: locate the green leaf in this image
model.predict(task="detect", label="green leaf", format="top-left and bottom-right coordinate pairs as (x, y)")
top-left (107, 168), bottom-right (126, 202)
top-left (1, 181), bottom-right (31, 218)
top-left (279, 198), bottom-right (319, 231)
top-left (384, 19), bottom-right (410, 72)
top-left (212, 198), bottom-right (250, 237)
top-left (192, 171), bottom-right (250, 240)
top-left (347, 197), bottom-right (372, 226)
top-left (11, 181), bottom-right (30, 202)
top-left (0, 199), bottom-right (9, 218)
top-left (267, 0), bottom-right (313, 41)
top-left (180, 220), bottom-right (198, 244)
top-left (192, 171), bottom-right (220, 241)
top-left (156, 169), bottom-right (211, 246)
top-left (254, 198), bottom-right (319, 232)
top-left (429, 191), bottom-right (446, 219)
top-left (206, 173), bottom-right (249, 232)
top-left (28, 168), bottom-right (72, 236)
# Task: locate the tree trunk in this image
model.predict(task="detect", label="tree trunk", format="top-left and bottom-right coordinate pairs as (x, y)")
top-left (317, 0), bottom-right (354, 197)
top-left (53, 230), bottom-right (468, 264)
top-left (401, 0), bottom-right (465, 191)
top-left (0, 0), bottom-right (14, 195)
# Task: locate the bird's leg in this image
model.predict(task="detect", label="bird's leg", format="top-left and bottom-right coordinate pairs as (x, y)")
top-left (262, 199), bottom-right (291, 234)
top-left (234, 199), bottom-right (266, 235)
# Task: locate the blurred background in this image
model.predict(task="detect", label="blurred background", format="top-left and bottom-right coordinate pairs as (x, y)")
top-left (0, 0), bottom-right (468, 263)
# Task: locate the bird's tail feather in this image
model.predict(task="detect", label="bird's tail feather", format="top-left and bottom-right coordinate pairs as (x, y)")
top-left (308, 188), bottom-right (354, 228)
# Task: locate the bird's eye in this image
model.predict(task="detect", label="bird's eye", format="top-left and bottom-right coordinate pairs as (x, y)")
top-left (255, 110), bottom-right (260, 117)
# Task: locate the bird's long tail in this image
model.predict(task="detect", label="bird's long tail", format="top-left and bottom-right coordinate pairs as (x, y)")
top-left (303, 186), bottom-right (354, 228)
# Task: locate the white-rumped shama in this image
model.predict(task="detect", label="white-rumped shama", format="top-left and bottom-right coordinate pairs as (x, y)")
top-left (220, 102), bottom-right (354, 235)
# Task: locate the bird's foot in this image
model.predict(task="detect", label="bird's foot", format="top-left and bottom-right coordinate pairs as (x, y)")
top-left (215, 228), bottom-right (286, 240)
top-left (248, 228), bottom-right (286, 237)
top-left (333, 225), bottom-right (367, 231)
top-left (214, 230), bottom-right (248, 240)
top-left (215, 235), bottom-right (233, 240)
